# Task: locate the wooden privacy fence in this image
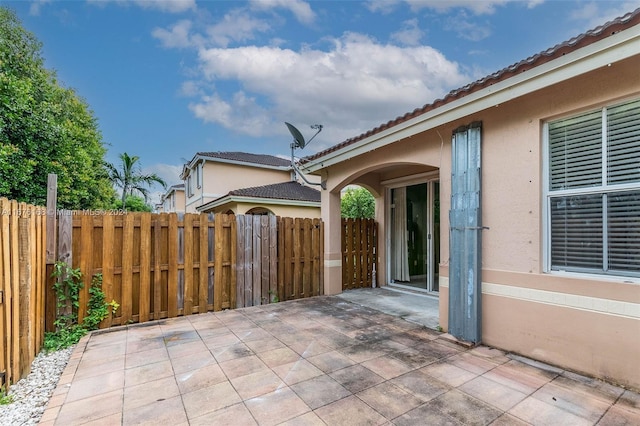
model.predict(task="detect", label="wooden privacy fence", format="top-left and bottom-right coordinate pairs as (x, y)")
top-left (342, 218), bottom-right (378, 290)
top-left (0, 198), bottom-right (47, 390)
top-left (69, 212), bottom-right (324, 329)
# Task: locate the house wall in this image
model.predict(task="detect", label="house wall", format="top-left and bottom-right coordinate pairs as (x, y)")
top-left (319, 55), bottom-right (640, 389)
top-left (184, 161), bottom-right (291, 212)
top-left (207, 201), bottom-right (321, 218)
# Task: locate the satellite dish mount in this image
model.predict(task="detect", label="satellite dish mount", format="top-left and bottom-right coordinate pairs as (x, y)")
top-left (285, 122), bottom-right (326, 190)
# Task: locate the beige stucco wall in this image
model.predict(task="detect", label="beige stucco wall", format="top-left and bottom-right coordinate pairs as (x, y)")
top-left (318, 54), bottom-right (640, 389)
top-left (184, 161), bottom-right (291, 212)
top-left (207, 201), bottom-right (321, 218)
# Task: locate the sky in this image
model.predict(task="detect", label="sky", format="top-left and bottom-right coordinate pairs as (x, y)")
top-left (4, 0), bottom-right (640, 202)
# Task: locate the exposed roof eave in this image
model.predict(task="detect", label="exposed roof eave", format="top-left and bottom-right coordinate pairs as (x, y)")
top-left (301, 23), bottom-right (640, 174)
top-left (196, 195), bottom-right (320, 212)
top-left (180, 154), bottom-right (291, 179)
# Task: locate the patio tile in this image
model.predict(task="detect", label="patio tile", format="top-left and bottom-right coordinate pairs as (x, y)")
top-left (244, 337), bottom-right (286, 353)
top-left (391, 370), bottom-right (450, 402)
top-left (125, 337), bottom-right (166, 353)
top-left (459, 376), bottom-right (528, 411)
top-left (554, 372), bottom-right (625, 404)
top-left (307, 350), bottom-right (356, 373)
top-left (482, 360), bottom-right (557, 395)
top-left (123, 395), bottom-right (188, 425)
top-left (170, 348), bottom-right (217, 374)
top-left (357, 381), bottom-right (423, 419)
top-left (598, 404), bottom-right (640, 425)
top-left (314, 395), bottom-right (387, 426)
top-left (245, 387), bottom-right (311, 426)
top-left (219, 354), bottom-right (269, 379)
top-left (329, 364), bottom-right (385, 393)
top-left (272, 359), bottom-right (325, 385)
top-left (530, 380), bottom-right (613, 423)
top-left (424, 389), bottom-right (503, 425)
top-left (203, 332), bottom-right (242, 348)
top-left (449, 351), bottom-right (501, 375)
top-left (389, 346), bottom-right (439, 369)
top-left (361, 354), bottom-right (412, 380)
top-left (277, 412), bottom-right (326, 426)
top-left (234, 327), bottom-right (274, 342)
top-left (509, 396), bottom-right (592, 425)
top-left (123, 376), bottom-right (180, 411)
top-left (175, 363), bottom-right (227, 394)
top-left (287, 339), bottom-right (332, 358)
top-left (290, 375), bottom-right (352, 409)
top-left (166, 339), bottom-right (208, 358)
top-left (339, 342), bottom-right (389, 363)
top-left (468, 345), bottom-right (510, 364)
top-left (230, 369), bottom-right (287, 400)
top-left (55, 388), bottom-right (123, 425)
top-left (486, 413), bottom-right (531, 425)
top-left (125, 347), bottom-right (169, 369)
top-left (617, 389), bottom-right (640, 411)
top-left (81, 343), bottom-right (126, 361)
top-left (393, 403), bottom-right (462, 426)
top-left (258, 346), bottom-right (302, 368)
top-left (79, 412), bottom-right (123, 426)
top-left (182, 381), bottom-right (242, 419)
top-left (73, 354), bottom-right (125, 380)
top-left (65, 370), bottom-right (124, 402)
top-left (189, 403), bottom-right (257, 426)
top-left (163, 330), bottom-right (201, 347)
top-left (210, 342), bottom-right (255, 362)
top-left (124, 360), bottom-right (173, 388)
top-left (421, 362), bottom-right (478, 387)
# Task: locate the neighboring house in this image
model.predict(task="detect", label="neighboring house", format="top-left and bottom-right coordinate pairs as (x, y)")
top-left (180, 152), bottom-right (293, 213)
top-left (157, 184), bottom-right (185, 213)
top-left (197, 181), bottom-right (321, 218)
top-left (301, 10), bottom-right (640, 390)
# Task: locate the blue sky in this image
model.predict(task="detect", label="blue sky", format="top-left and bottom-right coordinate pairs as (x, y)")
top-left (4, 0), bottom-right (640, 200)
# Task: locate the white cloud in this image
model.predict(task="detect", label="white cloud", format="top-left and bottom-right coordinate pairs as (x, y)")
top-left (365, 0), bottom-right (401, 14)
top-left (569, 1), bottom-right (640, 29)
top-left (249, 0), bottom-right (316, 24)
top-left (390, 19), bottom-right (425, 46)
top-left (132, 0), bottom-right (196, 13)
top-left (29, 0), bottom-right (52, 16)
top-left (189, 32), bottom-right (470, 150)
top-left (206, 9), bottom-right (271, 47)
top-left (445, 13), bottom-right (492, 41)
top-left (152, 19), bottom-right (194, 48)
top-left (143, 163), bottom-right (183, 186)
top-left (369, 0), bottom-right (544, 15)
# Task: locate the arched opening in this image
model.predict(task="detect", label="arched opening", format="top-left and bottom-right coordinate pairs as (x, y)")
top-left (246, 207), bottom-right (274, 215)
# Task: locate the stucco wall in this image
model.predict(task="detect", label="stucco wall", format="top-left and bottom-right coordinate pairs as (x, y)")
top-left (184, 161), bottom-right (291, 212)
top-left (320, 55), bottom-right (640, 389)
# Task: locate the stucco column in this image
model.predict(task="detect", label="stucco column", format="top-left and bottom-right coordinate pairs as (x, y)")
top-left (322, 190), bottom-right (342, 295)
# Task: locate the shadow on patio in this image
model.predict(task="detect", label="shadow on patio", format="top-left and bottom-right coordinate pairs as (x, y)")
top-left (41, 290), bottom-right (639, 425)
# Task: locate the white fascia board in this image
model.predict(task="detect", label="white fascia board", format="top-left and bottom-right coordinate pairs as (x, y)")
top-left (197, 195), bottom-right (319, 212)
top-left (302, 26), bottom-right (640, 173)
top-left (199, 155), bottom-right (291, 171)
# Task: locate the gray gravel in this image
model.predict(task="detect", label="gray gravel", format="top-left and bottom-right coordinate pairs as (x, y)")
top-left (0, 347), bottom-right (72, 426)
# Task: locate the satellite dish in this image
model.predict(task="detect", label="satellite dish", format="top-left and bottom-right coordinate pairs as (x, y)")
top-left (285, 122), bottom-right (306, 149)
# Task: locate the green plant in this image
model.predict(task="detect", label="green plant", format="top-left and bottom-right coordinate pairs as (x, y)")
top-left (0, 387), bottom-right (13, 405)
top-left (44, 263), bottom-right (118, 352)
top-left (267, 290), bottom-right (280, 303)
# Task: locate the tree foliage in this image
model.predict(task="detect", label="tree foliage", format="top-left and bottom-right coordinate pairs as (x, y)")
top-left (107, 152), bottom-right (166, 208)
top-left (0, 7), bottom-right (115, 208)
top-left (114, 194), bottom-right (153, 212)
top-left (341, 186), bottom-right (375, 219)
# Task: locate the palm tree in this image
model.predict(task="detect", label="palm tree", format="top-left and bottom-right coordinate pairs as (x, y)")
top-left (107, 152), bottom-right (166, 209)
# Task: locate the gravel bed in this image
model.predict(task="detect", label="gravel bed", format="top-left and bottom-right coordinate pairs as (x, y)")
top-left (0, 347), bottom-right (73, 425)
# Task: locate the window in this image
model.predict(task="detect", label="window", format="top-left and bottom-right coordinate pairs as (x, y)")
top-left (187, 176), bottom-right (193, 197)
top-left (545, 98), bottom-right (640, 277)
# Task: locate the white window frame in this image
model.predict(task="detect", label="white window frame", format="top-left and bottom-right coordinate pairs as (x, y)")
top-left (542, 98), bottom-right (640, 280)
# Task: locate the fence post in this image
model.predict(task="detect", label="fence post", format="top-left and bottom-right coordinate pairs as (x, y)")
top-left (45, 174), bottom-right (57, 332)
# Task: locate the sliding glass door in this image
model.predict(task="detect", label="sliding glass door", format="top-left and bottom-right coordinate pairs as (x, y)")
top-left (389, 180), bottom-right (439, 292)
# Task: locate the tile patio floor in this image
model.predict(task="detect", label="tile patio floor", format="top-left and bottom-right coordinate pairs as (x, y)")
top-left (40, 293), bottom-right (640, 425)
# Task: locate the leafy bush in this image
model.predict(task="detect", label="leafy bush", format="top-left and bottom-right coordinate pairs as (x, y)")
top-left (44, 263), bottom-right (118, 352)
